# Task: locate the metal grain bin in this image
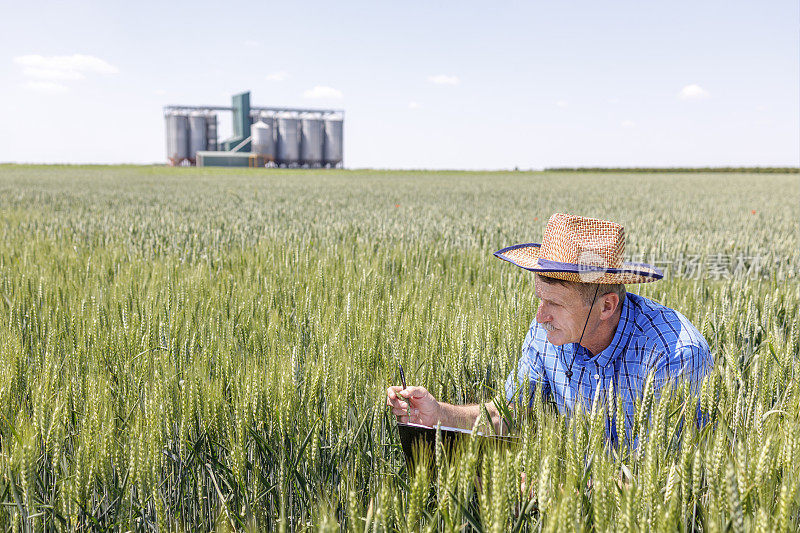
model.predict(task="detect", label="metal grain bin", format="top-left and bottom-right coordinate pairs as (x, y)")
top-left (323, 115), bottom-right (343, 167)
top-left (166, 113), bottom-right (189, 165)
top-left (259, 112), bottom-right (276, 150)
top-left (205, 112), bottom-right (217, 151)
top-left (188, 112), bottom-right (207, 161)
top-left (300, 113), bottom-right (324, 167)
top-left (251, 121), bottom-right (276, 159)
top-left (164, 114), bottom-right (174, 163)
top-left (276, 112), bottom-right (300, 166)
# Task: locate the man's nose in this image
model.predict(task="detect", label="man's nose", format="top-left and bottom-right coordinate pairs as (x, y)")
top-left (536, 303), bottom-right (549, 323)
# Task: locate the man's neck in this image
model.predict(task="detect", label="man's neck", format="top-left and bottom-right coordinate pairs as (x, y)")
top-left (579, 304), bottom-right (623, 357)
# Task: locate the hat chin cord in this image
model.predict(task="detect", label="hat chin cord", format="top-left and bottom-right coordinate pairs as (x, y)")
top-left (565, 284), bottom-right (600, 382)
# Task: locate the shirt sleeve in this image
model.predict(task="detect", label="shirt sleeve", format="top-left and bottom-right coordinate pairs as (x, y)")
top-left (648, 341), bottom-right (713, 431)
top-left (505, 320), bottom-right (549, 407)
top-left (648, 341), bottom-right (712, 393)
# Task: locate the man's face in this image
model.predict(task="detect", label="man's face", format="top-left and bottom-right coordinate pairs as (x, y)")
top-left (534, 277), bottom-right (592, 346)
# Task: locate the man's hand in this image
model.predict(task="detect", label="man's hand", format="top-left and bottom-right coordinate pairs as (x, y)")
top-left (386, 385), bottom-right (442, 427)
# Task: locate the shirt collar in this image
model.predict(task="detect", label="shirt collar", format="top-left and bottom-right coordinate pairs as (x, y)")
top-left (587, 292), bottom-right (635, 368)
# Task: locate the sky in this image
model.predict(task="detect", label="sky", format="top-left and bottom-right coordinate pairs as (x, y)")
top-left (1, 0), bottom-right (798, 169)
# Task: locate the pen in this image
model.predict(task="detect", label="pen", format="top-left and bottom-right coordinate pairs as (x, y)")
top-left (397, 364), bottom-right (410, 421)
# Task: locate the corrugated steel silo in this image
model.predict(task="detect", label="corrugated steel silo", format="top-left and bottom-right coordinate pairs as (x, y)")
top-left (165, 114), bottom-right (174, 163)
top-left (205, 112), bottom-right (217, 151)
top-left (323, 114), bottom-right (344, 167)
top-left (276, 112), bottom-right (300, 166)
top-left (166, 113), bottom-right (189, 165)
top-left (259, 112), bottom-right (276, 152)
top-left (300, 113), bottom-right (324, 167)
top-left (251, 121), bottom-right (276, 159)
top-left (189, 112), bottom-right (207, 161)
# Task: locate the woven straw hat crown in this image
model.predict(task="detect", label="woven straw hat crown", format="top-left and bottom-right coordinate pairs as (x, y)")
top-left (493, 213), bottom-right (662, 284)
top-left (540, 214), bottom-right (624, 269)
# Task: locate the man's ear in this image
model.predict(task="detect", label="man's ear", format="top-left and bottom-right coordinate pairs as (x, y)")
top-left (599, 293), bottom-right (619, 320)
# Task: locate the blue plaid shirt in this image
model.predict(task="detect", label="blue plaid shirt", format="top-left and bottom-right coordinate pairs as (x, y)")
top-left (505, 292), bottom-right (712, 441)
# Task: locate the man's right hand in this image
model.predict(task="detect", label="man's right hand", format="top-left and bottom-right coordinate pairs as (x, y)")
top-left (386, 385), bottom-right (442, 427)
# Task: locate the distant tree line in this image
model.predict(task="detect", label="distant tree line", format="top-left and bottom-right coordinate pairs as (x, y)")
top-left (545, 167), bottom-right (799, 173)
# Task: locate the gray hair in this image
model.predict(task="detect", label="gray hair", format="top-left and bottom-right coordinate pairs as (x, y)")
top-left (534, 273), bottom-right (626, 309)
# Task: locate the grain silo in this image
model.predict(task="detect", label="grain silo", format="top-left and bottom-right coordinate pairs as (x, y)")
top-left (300, 113), bottom-right (324, 167)
top-left (205, 112), bottom-right (218, 151)
top-left (164, 113), bottom-right (174, 163)
top-left (166, 112), bottom-right (189, 165)
top-left (323, 115), bottom-right (344, 167)
top-left (259, 112), bottom-right (276, 149)
top-left (188, 112), bottom-right (207, 162)
top-left (251, 120), bottom-right (276, 161)
top-left (276, 112), bottom-right (300, 166)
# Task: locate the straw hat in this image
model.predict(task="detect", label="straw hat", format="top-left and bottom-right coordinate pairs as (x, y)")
top-left (493, 213), bottom-right (663, 284)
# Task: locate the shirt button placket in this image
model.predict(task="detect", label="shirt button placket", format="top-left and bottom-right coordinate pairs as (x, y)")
top-left (589, 364), bottom-right (603, 401)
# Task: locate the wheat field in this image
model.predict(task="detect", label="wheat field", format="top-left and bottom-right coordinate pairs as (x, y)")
top-left (0, 165), bottom-right (797, 531)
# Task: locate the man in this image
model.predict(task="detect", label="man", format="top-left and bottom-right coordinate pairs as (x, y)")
top-left (386, 213), bottom-right (712, 442)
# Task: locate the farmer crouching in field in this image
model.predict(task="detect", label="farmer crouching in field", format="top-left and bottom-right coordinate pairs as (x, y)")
top-left (386, 213), bottom-right (712, 445)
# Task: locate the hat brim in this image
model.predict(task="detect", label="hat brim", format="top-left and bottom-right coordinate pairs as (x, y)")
top-left (493, 243), bottom-right (663, 284)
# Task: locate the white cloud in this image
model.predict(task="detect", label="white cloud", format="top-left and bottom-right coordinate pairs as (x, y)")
top-left (153, 89), bottom-right (167, 95)
top-left (621, 120), bottom-right (635, 128)
top-left (678, 84), bottom-right (710, 100)
top-left (303, 85), bottom-right (343, 99)
top-left (243, 39), bottom-right (261, 48)
top-left (428, 74), bottom-right (459, 85)
top-left (14, 54), bottom-right (117, 93)
top-left (24, 81), bottom-right (69, 94)
top-left (556, 100), bottom-right (568, 108)
top-left (408, 101), bottom-right (420, 109)
top-left (14, 54), bottom-right (118, 75)
top-left (22, 67), bottom-right (85, 80)
top-left (266, 71), bottom-right (289, 82)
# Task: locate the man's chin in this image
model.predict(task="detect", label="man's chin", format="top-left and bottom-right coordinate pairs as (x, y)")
top-left (545, 330), bottom-right (566, 346)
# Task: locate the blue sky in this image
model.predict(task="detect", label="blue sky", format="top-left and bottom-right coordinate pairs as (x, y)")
top-left (1, 0), bottom-right (797, 169)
